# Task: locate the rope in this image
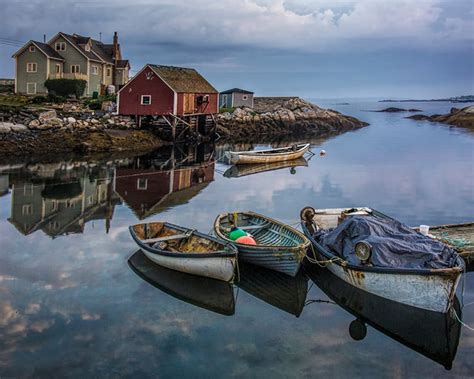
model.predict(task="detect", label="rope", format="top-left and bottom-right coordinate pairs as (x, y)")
top-left (452, 307), bottom-right (474, 331)
top-left (305, 242), bottom-right (344, 267)
top-left (304, 299), bottom-right (336, 306)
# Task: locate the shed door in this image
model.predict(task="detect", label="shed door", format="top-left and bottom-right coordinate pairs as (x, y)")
top-left (183, 93), bottom-right (195, 114)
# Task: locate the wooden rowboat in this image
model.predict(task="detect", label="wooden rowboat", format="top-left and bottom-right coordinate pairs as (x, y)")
top-left (129, 222), bottom-right (238, 282)
top-left (300, 207), bottom-right (465, 313)
top-left (223, 158), bottom-right (308, 178)
top-left (128, 250), bottom-right (235, 315)
top-left (225, 143), bottom-right (310, 165)
top-left (306, 264), bottom-right (461, 370)
top-left (214, 211), bottom-right (310, 277)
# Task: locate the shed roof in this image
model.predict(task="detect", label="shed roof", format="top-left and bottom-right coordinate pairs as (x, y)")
top-left (149, 64), bottom-right (218, 93)
top-left (117, 59), bottom-right (130, 69)
top-left (220, 88), bottom-right (254, 94)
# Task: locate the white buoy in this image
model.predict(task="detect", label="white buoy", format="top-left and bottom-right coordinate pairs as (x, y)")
top-left (320, 149), bottom-right (327, 156)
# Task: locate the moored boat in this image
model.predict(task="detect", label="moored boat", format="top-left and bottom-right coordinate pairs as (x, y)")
top-left (128, 250), bottom-right (236, 315)
top-left (300, 207), bottom-right (464, 313)
top-left (214, 211), bottom-right (310, 277)
top-left (129, 222), bottom-right (238, 282)
top-left (226, 143), bottom-right (310, 165)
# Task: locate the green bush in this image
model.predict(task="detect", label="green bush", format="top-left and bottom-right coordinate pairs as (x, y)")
top-left (44, 79), bottom-right (87, 98)
top-left (46, 93), bottom-right (66, 103)
top-left (31, 95), bottom-right (47, 104)
top-left (85, 99), bottom-right (102, 110)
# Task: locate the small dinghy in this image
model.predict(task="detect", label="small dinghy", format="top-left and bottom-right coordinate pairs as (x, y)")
top-left (214, 212), bottom-right (310, 277)
top-left (129, 222), bottom-right (238, 282)
top-left (226, 143), bottom-right (310, 165)
top-left (300, 207), bottom-right (465, 313)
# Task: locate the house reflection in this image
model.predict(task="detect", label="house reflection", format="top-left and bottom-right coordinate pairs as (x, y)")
top-left (115, 144), bottom-right (215, 220)
top-left (7, 164), bottom-right (120, 238)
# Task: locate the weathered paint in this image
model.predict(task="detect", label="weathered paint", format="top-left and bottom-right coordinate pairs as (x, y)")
top-left (176, 92), bottom-right (218, 115)
top-left (118, 66), bottom-right (175, 116)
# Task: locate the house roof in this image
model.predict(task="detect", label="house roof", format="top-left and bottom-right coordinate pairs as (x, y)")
top-left (61, 33), bottom-right (103, 62)
top-left (220, 88), bottom-right (254, 94)
top-left (11, 40), bottom-right (65, 61)
top-left (149, 64), bottom-right (218, 93)
top-left (117, 59), bottom-right (130, 69)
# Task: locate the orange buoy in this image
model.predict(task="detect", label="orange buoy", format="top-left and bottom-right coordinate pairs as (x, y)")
top-left (235, 235), bottom-right (257, 245)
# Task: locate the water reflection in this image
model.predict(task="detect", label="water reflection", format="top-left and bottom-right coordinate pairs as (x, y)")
top-left (305, 264), bottom-right (462, 370)
top-left (2, 144), bottom-right (216, 237)
top-left (128, 250), bottom-right (235, 316)
top-left (223, 158), bottom-right (308, 178)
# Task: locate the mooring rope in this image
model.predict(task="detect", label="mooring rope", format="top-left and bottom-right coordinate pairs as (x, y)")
top-left (452, 307), bottom-right (474, 331)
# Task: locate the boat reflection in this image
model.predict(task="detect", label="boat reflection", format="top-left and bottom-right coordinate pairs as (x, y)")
top-left (237, 262), bottom-right (309, 317)
top-left (305, 265), bottom-right (461, 370)
top-left (128, 250), bottom-right (235, 316)
top-left (223, 158), bottom-right (308, 178)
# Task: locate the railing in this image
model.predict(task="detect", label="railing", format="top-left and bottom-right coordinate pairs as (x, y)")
top-left (48, 73), bottom-right (88, 80)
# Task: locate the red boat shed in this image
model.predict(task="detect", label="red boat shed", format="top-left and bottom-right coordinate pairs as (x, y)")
top-left (117, 64), bottom-right (219, 137)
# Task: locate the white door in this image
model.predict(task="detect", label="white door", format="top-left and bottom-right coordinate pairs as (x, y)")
top-left (26, 82), bottom-right (36, 95)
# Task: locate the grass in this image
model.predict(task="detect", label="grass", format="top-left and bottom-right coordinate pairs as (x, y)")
top-left (0, 94), bottom-right (30, 107)
top-left (219, 107), bottom-right (236, 113)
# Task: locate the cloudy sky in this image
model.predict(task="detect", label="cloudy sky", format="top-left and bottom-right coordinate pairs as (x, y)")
top-left (0, 0), bottom-right (473, 98)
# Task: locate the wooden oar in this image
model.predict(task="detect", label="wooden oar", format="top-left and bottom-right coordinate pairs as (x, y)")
top-left (142, 233), bottom-right (190, 244)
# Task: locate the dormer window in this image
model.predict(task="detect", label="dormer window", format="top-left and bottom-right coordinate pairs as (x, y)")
top-left (55, 42), bottom-right (66, 51)
top-left (29, 45), bottom-right (35, 52)
top-left (85, 45), bottom-right (90, 52)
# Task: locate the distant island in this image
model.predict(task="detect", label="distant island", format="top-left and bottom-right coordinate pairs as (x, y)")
top-left (379, 95), bottom-right (474, 103)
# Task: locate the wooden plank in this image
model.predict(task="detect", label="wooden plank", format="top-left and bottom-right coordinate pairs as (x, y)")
top-left (142, 233), bottom-right (190, 244)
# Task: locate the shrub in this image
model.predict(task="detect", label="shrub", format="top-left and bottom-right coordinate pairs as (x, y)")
top-left (46, 93), bottom-right (66, 103)
top-left (30, 95), bottom-right (47, 104)
top-left (44, 79), bottom-right (87, 98)
top-left (86, 99), bottom-right (102, 110)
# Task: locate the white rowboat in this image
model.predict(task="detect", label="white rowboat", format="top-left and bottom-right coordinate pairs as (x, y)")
top-left (226, 143), bottom-right (310, 165)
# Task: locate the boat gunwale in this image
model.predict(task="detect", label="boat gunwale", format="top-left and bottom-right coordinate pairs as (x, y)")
top-left (228, 143), bottom-right (310, 157)
top-left (129, 222), bottom-right (238, 259)
top-left (214, 211), bottom-right (311, 252)
top-left (300, 208), bottom-right (465, 276)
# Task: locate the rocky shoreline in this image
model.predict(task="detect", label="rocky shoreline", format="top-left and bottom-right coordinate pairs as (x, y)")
top-left (406, 105), bottom-right (474, 129)
top-left (0, 97), bottom-right (368, 158)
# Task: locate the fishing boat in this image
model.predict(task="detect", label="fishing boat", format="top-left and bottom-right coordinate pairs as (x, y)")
top-left (237, 262), bottom-right (308, 317)
top-left (300, 207), bottom-right (465, 313)
top-left (129, 222), bottom-right (238, 282)
top-left (305, 264), bottom-right (461, 370)
top-left (214, 211), bottom-right (310, 277)
top-left (128, 250), bottom-right (235, 315)
top-left (223, 158), bottom-right (308, 178)
top-left (424, 222), bottom-right (474, 270)
top-left (226, 143), bottom-right (310, 165)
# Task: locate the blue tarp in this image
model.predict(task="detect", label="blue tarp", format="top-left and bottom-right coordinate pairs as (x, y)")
top-left (314, 215), bottom-right (459, 269)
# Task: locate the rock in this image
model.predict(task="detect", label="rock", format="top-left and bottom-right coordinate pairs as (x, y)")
top-left (10, 124), bottom-right (28, 132)
top-left (28, 119), bottom-right (40, 128)
top-left (67, 117), bottom-right (76, 124)
top-left (107, 119), bottom-right (114, 124)
top-left (38, 110), bottom-right (57, 123)
top-left (0, 123), bottom-right (12, 133)
top-left (91, 119), bottom-right (100, 124)
top-left (407, 105), bottom-right (474, 129)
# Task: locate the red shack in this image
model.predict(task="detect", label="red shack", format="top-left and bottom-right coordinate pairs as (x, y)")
top-left (117, 64), bottom-right (219, 138)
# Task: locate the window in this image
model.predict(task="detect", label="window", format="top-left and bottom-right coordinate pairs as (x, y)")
top-left (26, 82), bottom-right (36, 95)
top-left (66, 200), bottom-right (75, 208)
top-left (51, 200), bottom-right (58, 211)
top-left (49, 221), bottom-right (60, 229)
top-left (29, 45), bottom-right (35, 52)
top-left (85, 45), bottom-right (91, 52)
top-left (242, 95), bottom-right (248, 100)
top-left (23, 184), bottom-right (34, 196)
top-left (221, 94), bottom-right (227, 106)
top-left (55, 42), bottom-right (66, 51)
top-left (137, 178), bottom-right (148, 190)
top-left (91, 65), bottom-right (98, 75)
top-left (71, 65), bottom-right (80, 73)
top-left (106, 67), bottom-right (111, 76)
top-left (22, 204), bottom-right (33, 215)
top-left (55, 64), bottom-right (61, 74)
top-left (26, 63), bottom-right (37, 72)
top-left (88, 195), bottom-right (94, 205)
top-left (141, 95), bottom-right (151, 105)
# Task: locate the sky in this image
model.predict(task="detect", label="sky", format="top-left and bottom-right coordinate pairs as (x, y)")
top-left (0, 0), bottom-right (473, 99)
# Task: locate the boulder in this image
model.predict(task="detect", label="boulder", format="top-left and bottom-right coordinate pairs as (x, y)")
top-left (67, 117), bottom-right (77, 124)
top-left (28, 119), bottom-right (40, 128)
top-left (10, 124), bottom-right (28, 132)
top-left (38, 110), bottom-right (57, 123)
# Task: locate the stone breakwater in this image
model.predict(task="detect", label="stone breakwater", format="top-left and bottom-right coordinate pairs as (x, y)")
top-left (216, 97), bottom-right (368, 141)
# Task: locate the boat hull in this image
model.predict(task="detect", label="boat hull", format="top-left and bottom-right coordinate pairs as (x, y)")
top-left (237, 247), bottom-right (302, 277)
top-left (227, 144), bottom-right (309, 165)
top-left (142, 249), bottom-right (236, 282)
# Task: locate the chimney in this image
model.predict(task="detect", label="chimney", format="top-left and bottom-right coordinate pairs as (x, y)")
top-left (113, 32), bottom-right (118, 59)
top-left (43, 34), bottom-right (46, 43)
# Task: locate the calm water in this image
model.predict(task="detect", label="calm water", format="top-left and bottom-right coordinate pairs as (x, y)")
top-left (1, 100), bottom-right (473, 378)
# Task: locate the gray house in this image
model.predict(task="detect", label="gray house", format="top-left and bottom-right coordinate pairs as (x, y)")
top-left (12, 32), bottom-right (130, 97)
top-left (219, 88), bottom-right (254, 108)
